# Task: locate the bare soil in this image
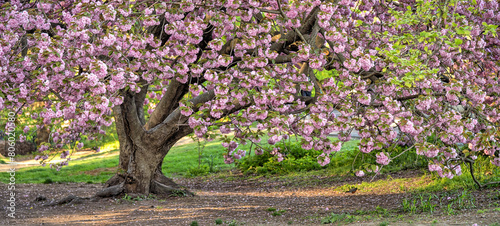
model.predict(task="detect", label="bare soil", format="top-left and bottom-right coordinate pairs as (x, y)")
top-left (1, 170), bottom-right (500, 225)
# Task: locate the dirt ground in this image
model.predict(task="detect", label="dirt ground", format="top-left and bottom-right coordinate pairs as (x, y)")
top-left (1, 170), bottom-right (500, 225)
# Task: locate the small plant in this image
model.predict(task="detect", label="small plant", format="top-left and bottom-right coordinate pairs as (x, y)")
top-left (227, 220), bottom-right (239, 226)
top-left (321, 213), bottom-right (355, 224)
top-left (456, 190), bottom-right (476, 209)
top-left (215, 218), bottom-right (223, 224)
top-left (121, 194), bottom-right (133, 202)
top-left (43, 178), bottom-right (53, 184)
top-left (132, 195), bottom-right (143, 201)
top-left (190, 221), bottom-right (199, 226)
top-left (419, 194), bottom-right (437, 213)
top-left (374, 206), bottom-right (388, 215)
top-left (266, 207), bottom-right (277, 212)
top-left (355, 209), bottom-right (369, 215)
top-left (401, 198), bottom-right (417, 214)
top-left (271, 209), bottom-right (286, 216)
top-left (169, 189), bottom-right (188, 197)
top-left (207, 154), bottom-right (219, 173)
top-left (187, 165), bottom-right (209, 177)
top-left (446, 204), bottom-right (455, 215)
top-left (402, 199), bottom-right (410, 212)
top-left (379, 222), bottom-right (389, 226)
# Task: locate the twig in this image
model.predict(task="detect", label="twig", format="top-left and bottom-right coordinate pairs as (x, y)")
top-left (276, 0), bottom-right (307, 43)
top-left (467, 159), bottom-right (482, 189)
top-left (390, 144), bottom-right (415, 161)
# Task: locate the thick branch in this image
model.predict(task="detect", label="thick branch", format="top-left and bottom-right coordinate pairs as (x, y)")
top-left (144, 18), bottom-right (215, 131)
top-left (121, 91), bottom-right (146, 143)
top-left (135, 83), bottom-right (149, 126)
top-left (144, 80), bottom-right (189, 130)
top-left (148, 90), bottom-right (216, 146)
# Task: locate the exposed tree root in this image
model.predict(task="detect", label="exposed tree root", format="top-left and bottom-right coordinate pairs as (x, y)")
top-left (96, 184), bottom-right (125, 198)
top-left (43, 195), bottom-right (91, 206)
top-left (102, 172), bottom-right (195, 197)
top-left (104, 173), bottom-right (126, 188)
top-left (45, 172), bottom-right (194, 205)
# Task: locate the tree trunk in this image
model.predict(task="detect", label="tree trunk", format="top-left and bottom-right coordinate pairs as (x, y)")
top-left (103, 141), bottom-right (189, 196)
top-left (99, 91), bottom-right (194, 197)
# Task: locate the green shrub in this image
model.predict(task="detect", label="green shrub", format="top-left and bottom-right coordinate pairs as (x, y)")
top-left (237, 140), bottom-right (429, 176)
top-left (237, 142), bottom-right (323, 175)
top-left (187, 165), bottom-right (210, 177)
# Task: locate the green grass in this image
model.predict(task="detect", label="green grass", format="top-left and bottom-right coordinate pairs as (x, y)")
top-left (161, 137), bottom-right (267, 177)
top-left (161, 140), bottom-right (232, 177)
top-left (0, 135), bottom-right (263, 183)
top-left (0, 149), bottom-right (119, 184)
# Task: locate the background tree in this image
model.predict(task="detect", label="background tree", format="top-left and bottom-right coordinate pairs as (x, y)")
top-left (1, 0), bottom-right (499, 195)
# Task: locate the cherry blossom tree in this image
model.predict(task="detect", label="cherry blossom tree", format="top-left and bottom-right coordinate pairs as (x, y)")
top-left (1, 0), bottom-right (499, 195)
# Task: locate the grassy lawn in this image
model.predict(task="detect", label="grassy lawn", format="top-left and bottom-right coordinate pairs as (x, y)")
top-left (0, 136), bottom-right (268, 183)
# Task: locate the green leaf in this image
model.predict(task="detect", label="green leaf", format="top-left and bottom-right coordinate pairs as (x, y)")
top-left (454, 38), bottom-right (463, 45)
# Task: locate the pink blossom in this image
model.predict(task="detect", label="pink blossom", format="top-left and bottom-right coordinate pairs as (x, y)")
top-left (355, 170), bottom-right (365, 177)
top-left (317, 153), bottom-right (330, 166)
top-left (492, 158), bottom-right (500, 167)
top-left (376, 152), bottom-right (390, 165)
top-left (276, 152), bottom-right (284, 162)
top-left (224, 155), bottom-right (234, 164)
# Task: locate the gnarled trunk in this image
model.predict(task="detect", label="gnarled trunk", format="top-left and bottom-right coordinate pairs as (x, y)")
top-left (103, 142), bottom-right (188, 196)
top-left (99, 90), bottom-right (195, 197)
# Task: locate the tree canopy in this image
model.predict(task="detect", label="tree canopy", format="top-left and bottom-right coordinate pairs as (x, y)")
top-left (1, 0), bottom-right (499, 181)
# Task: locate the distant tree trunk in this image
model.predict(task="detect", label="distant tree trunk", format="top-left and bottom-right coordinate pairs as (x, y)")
top-left (35, 125), bottom-right (50, 147)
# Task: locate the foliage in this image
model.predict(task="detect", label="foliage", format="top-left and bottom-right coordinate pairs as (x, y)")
top-left (237, 140), bottom-right (428, 176)
top-left (237, 141), bottom-right (323, 175)
top-left (0, 0), bottom-right (498, 183)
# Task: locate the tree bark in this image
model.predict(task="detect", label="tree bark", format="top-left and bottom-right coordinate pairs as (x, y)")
top-left (101, 92), bottom-right (193, 197)
top-left (103, 124), bottom-right (193, 196)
